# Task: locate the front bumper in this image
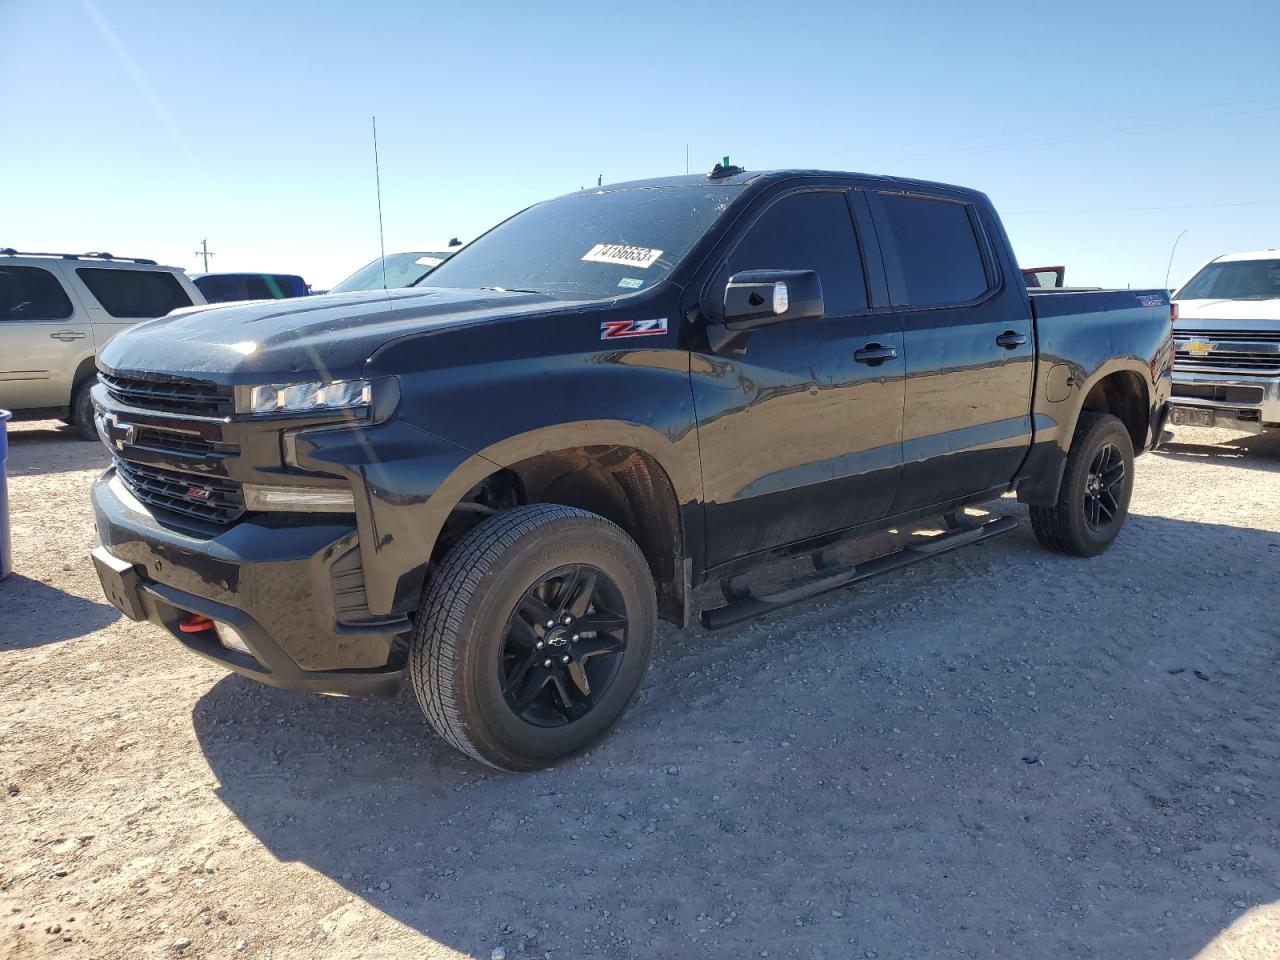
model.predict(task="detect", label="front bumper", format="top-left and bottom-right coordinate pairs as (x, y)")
top-left (91, 468), bottom-right (408, 697)
top-left (1170, 368), bottom-right (1280, 433)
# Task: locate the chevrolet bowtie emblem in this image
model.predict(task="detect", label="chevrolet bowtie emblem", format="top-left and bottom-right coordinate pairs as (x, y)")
top-left (100, 413), bottom-right (138, 450)
top-left (1184, 340), bottom-right (1215, 355)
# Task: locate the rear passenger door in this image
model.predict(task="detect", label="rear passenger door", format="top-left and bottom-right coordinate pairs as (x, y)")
top-left (0, 263), bottom-right (91, 410)
top-left (70, 267), bottom-right (195, 349)
top-left (869, 191), bottom-right (1034, 513)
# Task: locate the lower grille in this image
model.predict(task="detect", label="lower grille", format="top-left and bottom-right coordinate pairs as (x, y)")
top-left (1171, 383), bottom-right (1265, 405)
top-left (114, 457), bottom-right (245, 524)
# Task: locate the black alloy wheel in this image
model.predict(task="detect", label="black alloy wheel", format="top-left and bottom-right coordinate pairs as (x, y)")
top-left (1083, 441), bottom-right (1125, 532)
top-left (499, 564), bottom-right (628, 727)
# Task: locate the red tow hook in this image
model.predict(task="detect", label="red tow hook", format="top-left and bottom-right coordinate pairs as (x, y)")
top-left (179, 614), bottom-right (216, 634)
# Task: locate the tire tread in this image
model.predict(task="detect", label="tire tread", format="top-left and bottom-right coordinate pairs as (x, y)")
top-left (411, 504), bottom-right (642, 768)
top-left (1029, 412), bottom-right (1132, 557)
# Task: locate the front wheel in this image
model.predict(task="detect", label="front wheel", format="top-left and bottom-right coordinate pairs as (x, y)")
top-left (1030, 411), bottom-right (1135, 556)
top-left (410, 504), bottom-right (655, 771)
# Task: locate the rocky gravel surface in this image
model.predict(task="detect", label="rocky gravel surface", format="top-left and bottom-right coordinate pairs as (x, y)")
top-left (1, 420), bottom-right (1278, 959)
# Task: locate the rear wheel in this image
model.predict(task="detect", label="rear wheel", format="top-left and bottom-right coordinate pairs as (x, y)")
top-left (1030, 412), bottom-right (1135, 556)
top-left (70, 378), bottom-right (97, 441)
top-left (410, 504), bottom-right (655, 771)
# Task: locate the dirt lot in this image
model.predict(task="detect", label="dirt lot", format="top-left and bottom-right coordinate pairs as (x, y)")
top-left (1, 420), bottom-right (1278, 960)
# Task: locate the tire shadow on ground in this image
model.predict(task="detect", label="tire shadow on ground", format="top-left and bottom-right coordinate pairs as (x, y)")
top-left (191, 506), bottom-right (1280, 960)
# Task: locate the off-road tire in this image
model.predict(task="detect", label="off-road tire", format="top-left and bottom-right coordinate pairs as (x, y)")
top-left (70, 378), bottom-right (97, 441)
top-left (410, 504), bottom-right (655, 771)
top-left (1030, 411), bottom-right (1135, 556)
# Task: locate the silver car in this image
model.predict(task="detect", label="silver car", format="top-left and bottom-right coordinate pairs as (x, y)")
top-left (0, 250), bottom-right (204, 438)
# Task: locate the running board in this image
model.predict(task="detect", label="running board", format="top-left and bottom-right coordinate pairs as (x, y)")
top-left (699, 515), bottom-right (1017, 630)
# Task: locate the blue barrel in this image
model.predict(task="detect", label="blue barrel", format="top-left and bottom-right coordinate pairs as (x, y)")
top-left (0, 410), bottom-right (10, 580)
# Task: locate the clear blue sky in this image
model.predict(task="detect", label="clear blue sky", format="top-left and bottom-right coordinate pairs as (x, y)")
top-left (3, 0), bottom-right (1278, 290)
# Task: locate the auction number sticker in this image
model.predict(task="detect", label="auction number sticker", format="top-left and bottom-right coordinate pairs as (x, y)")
top-left (582, 243), bottom-right (663, 269)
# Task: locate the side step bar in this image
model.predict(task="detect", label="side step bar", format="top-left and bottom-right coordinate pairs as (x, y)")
top-left (699, 515), bottom-right (1017, 630)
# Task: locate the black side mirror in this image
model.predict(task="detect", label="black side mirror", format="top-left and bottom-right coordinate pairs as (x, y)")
top-left (722, 269), bottom-right (824, 330)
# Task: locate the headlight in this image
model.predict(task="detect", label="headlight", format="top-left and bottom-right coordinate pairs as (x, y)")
top-left (245, 379), bottom-right (371, 415)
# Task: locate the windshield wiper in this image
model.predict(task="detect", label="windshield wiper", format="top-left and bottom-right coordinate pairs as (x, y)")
top-left (479, 286), bottom-right (546, 296)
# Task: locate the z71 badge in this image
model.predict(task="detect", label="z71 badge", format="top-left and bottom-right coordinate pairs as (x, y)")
top-left (600, 318), bottom-right (668, 340)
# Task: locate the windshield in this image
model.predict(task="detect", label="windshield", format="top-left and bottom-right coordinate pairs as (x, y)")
top-left (417, 184), bottom-right (745, 301)
top-left (1176, 259), bottom-right (1280, 301)
top-left (330, 251), bottom-right (452, 293)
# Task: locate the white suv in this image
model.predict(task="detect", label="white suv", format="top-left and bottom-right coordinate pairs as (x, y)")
top-left (0, 250), bottom-right (205, 438)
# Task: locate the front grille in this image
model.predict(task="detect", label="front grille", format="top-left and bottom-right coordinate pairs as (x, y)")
top-left (100, 372), bottom-right (234, 416)
top-left (1174, 329), bottom-right (1280, 375)
top-left (113, 457), bottom-right (245, 524)
top-left (131, 427), bottom-right (226, 458)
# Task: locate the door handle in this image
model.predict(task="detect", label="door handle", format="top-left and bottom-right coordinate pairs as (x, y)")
top-left (853, 343), bottom-right (898, 365)
top-left (995, 331), bottom-right (1028, 349)
top-left (50, 330), bottom-right (86, 342)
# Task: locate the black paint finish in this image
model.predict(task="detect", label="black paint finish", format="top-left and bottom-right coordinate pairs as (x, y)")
top-left (89, 169), bottom-right (1173, 691)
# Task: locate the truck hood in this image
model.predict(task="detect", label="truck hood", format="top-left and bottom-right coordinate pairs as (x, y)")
top-left (98, 287), bottom-right (563, 384)
top-left (1174, 298), bottom-right (1280, 322)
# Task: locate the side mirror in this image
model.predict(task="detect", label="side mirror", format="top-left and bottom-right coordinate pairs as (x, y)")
top-left (722, 269), bottom-right (824, 330)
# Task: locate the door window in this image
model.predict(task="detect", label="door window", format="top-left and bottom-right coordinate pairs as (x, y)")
top-left (76, 268), bottom-right (192, 318)
top-left (878, 194), bottom-right (990, 307)
top-left (0, 265), bottom-right (74, 321)
top-left (719, 190), bottom-right (869, 314)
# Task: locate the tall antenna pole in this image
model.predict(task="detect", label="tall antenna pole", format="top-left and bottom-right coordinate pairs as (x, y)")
top-left (193, 238), bottom-right (215, 271)
top-left (372, 116), bottom-right (388, 291)
top-left (1165, 228), bottom-right (1189, 292)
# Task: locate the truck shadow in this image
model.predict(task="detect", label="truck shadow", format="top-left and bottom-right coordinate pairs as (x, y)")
top-left (0, 574), bottom-right (121, 650)
top-left (1157, 429), bottom-right (1280, 473)
top-left (191, 506), bottom-right (1280, 959)
top-left (5, 421), bottom-right (110, 478)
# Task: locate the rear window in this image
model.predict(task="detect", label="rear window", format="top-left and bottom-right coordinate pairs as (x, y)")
top-left (77, 268), bottom-right (192, 318)
top-left (878, 194), bottom-right (990, 307)
top-left (0, 265), bottom-right (74, 321)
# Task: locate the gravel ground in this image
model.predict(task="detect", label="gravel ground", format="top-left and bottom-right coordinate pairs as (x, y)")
top-left (1, 419), bottom-right (1278, 960)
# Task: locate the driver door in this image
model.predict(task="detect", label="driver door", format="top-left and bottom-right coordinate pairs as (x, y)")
top-left (689, 186), bottom-right (905, 568)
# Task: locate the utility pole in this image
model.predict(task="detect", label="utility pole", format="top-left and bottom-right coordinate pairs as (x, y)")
top-left (194, 238), bottom-right (215, 272)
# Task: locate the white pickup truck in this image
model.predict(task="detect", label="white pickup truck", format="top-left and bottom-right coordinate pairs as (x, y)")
top-left (1171, 250), bottom-right (1280, 434)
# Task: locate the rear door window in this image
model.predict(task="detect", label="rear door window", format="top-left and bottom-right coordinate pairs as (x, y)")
top-left (719, 190), bottom-right (869, 314)
top-left (76, 268), bottom-right (192, 318)
top-left (877, 194), bottom-right (991, 307)
top-left (0, 265), bottom-right (74, 320)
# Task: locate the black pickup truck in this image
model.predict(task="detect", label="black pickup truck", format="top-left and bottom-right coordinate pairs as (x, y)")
top-left (89, 167), bottom-right (1173, 770)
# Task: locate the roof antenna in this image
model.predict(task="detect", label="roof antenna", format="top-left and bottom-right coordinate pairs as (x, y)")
top-left (707, 155), bottom-right (743, 180)
top-left (1165, 228), bottom-right (1189, 292)
top-left (597, 174), bottom-right (602, 187)
top-left (372, 116), bottom-right (388, 292)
